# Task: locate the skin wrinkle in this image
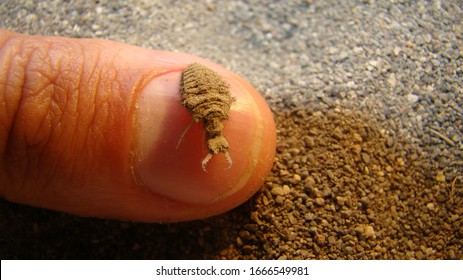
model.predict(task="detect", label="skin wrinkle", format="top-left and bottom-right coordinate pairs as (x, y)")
top-left (71, 43), bottom-right (84, 161)
top-left (49, 41), bottom-right (103, 184)
top-left (50, 83), bottom-right (66, 141)
top-left (46, 84), bottom-right (70, 184)
top-left (89, 53), bottom-right (110, 146)
top-left (62, 58), bottom-right (81, 172)
top-left (68, 42), bottom-right (98, 181)
top-left (78, 44), bottom-right (98, 168)
top-left (74, 42), bottom-right (123, 181)
top-left (19, 43), bottom-right (59, 191)
top-left (43, 49), bottom-right (72, 181)
top-left (23, 44), bottom-right (53, 143)
top-left (89, 63), bottom-right (101, 145)
top-left (1, 34), bottom-right (106, 194)
top-left (85, 53), bottom-right (115, 179)
top-left (105, 69), bottom-right (119, 138)
top-left (37, 43), bottom-right (72, 175)
top-left (2, 38), bottom-right (25, 142)
top-left (0, 40), bottom-right (16, 155)
top-left (3, 38), bottom-right (27, 189)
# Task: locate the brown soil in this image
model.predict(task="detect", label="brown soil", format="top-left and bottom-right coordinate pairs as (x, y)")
top-left (228, 108), bottom-right (462, 259)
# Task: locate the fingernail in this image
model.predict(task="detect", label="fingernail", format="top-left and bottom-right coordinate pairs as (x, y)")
top-left (132, 63), bottom-right (276, 207)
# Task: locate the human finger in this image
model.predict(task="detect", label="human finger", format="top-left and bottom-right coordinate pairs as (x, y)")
top-left (0, 30), bottom-right (276, 222)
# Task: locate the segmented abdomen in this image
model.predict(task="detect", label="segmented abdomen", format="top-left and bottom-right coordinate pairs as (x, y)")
top-left (180, 63), bottom-right (233, 122)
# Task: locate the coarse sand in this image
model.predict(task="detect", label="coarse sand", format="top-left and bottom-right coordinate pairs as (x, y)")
top-left (0, 0), bottom-right (462, 259)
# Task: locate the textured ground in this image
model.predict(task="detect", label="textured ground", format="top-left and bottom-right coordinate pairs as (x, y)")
top-left (0, 0), bottom-right (462, 259)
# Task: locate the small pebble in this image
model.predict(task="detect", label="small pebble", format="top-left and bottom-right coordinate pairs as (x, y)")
top-left (315, 233), bottom-right (326, 245)
top-left (283, 185), bottom-right (291, 195)
top-left (292, 174), bottom-right (302, 183)
top-left (361, 152), bottom-right (371, 164)
top-left (303, 136), bottom-right (315, 148)
top-left (336, 196), bottom-right (346, 206)
top-left (328, 236), bottom-right (336, 244)
top-left (435, 171), bottom-right (446, 182)
top-left (315, 197), bottom-right (325, 207)
top-left (406, 93), bottom-right (419, 104)
top-left (448, 250), bottom-right (456, 260)
top-left (298, 249), bottom-right (310, 258)
top-left (271, 186), bottom-right (285, 196)
top-left (275, 196), bottom-right (285, 204)
top-left (288, 213), bottom-right (298, 224)
top-left (426, 203), bottom-right (435, 211)
top-left (353, 133), bottom-right (363, 142)
top-left (236, 237), bottom-right (244, 247)
top-left (364, 225), bottom-right (376, 238)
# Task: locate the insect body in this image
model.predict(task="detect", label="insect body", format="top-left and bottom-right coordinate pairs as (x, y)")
top-left (178, 63), bottom-right (234, 170)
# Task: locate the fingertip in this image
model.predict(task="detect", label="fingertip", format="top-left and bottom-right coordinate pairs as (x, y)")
top-left (132, 60), bottom-right (276, 220)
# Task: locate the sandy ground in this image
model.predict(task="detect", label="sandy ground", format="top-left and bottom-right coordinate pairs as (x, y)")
top-left (0, 0), bottom-right (462, 259)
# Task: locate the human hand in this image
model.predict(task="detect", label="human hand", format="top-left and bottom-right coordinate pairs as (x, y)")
top-left (0, 29), bottom-right (276, 222)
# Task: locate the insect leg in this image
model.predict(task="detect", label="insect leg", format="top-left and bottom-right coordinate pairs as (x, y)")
top-left (225, 151), bottom-right (233, 169)
top-left (176, 119), bottom-right (194, 150)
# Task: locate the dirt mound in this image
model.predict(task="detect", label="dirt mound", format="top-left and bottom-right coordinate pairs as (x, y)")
top-left (228, 109), bottom-right (462, 259)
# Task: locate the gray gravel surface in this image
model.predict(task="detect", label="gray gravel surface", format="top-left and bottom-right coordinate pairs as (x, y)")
top-left (1, 0), bottom-right (462, 259)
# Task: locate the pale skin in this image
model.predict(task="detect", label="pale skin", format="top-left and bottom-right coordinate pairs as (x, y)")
top-left (0, 29), bottom-right (276, 222)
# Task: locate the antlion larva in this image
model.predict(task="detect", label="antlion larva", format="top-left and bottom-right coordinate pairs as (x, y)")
top-left (177, 63), bottom-right (235, 171)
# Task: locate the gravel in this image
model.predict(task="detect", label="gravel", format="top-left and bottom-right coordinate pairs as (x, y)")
top-left (0, 0), bottom-right (462, 259)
